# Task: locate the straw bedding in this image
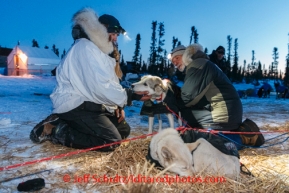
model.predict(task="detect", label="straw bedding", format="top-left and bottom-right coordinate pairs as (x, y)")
top-left (1, 124), bottom-right (289, 193)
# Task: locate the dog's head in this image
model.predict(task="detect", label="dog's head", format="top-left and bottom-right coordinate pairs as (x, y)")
top-left (131, 75), bottom-right (171, 96)
top-left (159, 146), bottom-right (194, 176)
top-left (150, 128), bottom-right (194, 176)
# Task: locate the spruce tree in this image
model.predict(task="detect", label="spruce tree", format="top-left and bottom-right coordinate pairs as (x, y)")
top-left (55, 48), bottom-right (59, 57)
top-left (172, 36), bottom-right (178, 50)
top-left (189, 26), bottom-right (194, 44)
top-left (157, 22), bottom-right (165, 67)
top-left (141, 61), bottom-right (147, 72)
top-left (32, 39), bottom-right (39, 47)
top-left (132, 33), bottom-right (141, 64)
top-left (189, 26), bottom-right (198, 44)
top-left (204, 47), bottom-right (208, 54)
top-left (163, 50), bottom-right (167, 70)
top-left (269, 62), bottom-right (274, 79)
top-left (226, 35), bottom-right (232, 79)
top-left (52, 44), bottom-right (56, 54)
top-left (149, 21), bottom-right (157, 71)
top-left (241, 60), bottom-right (246, 82)
top-left (284, 44), bottom-right (289, 86)
top-left (236, 66), bottom-right (242, 82)
top-left (251, 50), bottom-right (256, 71)
top-left (272, 47), bottom-right (279, 79)
top-left (61, 49), bottom-right (66, 59)
top-left (256, 61), bottom-right (263, 82)
top-left (193, 28), bottom-right (199, 43)
top-left (244, 59), bottom-right (252, 83)
top-left (231, 38), bottom-right (238, 82)
top-left (51, 44), bottom-right (59, 57)
top-left (139, 54), bottom-right (142, 67)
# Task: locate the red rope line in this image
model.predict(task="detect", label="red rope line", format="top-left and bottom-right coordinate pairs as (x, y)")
top-left (0, 105), bottom-right (287, 172)
top-left (166, 104), bottom-right (289, 135)
top-left (0, 132), bottom-right (158, 172)
top-left (175, 126), bottom-right (288, 135)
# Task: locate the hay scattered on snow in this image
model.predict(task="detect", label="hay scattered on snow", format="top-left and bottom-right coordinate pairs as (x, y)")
top-left (1, 125), bottom-right (289, 192)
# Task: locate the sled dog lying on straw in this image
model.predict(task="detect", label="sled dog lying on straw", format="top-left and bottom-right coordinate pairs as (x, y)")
top-left (149, 128), bottom-right (240, 178)
top-left (131, 75), bottom-right (181, 134)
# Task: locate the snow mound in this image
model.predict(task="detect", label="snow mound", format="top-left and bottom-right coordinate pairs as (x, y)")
top-left (0, 118), bottom-right (11, 125)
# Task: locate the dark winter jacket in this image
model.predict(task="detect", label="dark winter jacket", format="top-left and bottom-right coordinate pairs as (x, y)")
top-left (180, 50), bottom-right (243, 131)
top-left (209, 50), bottom-right (228, 75)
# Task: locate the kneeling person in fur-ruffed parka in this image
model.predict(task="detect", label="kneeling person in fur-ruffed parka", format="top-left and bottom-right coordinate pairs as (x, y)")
top-left (169, 44), bottom-right (264, 149)
top-left (170, 44), bottom-right (265, 149)
top-left (29, 8), bottom-right (150, 151)
top-left (171, 44), bottom-right (243, 131)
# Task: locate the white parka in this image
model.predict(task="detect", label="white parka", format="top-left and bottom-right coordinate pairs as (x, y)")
top-left (50, 8), bottom-right (127, 114)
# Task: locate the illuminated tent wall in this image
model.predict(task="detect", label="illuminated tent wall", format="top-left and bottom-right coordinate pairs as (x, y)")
top-left (7, 46), bottom-right (60, 76)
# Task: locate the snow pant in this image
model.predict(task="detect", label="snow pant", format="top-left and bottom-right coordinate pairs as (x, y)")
top-left (180, 108), bottom-right (243, 150)
top-left (56, 102), bottom-right (130, 151)
top-left (180, 107), bottom-right (241, 131)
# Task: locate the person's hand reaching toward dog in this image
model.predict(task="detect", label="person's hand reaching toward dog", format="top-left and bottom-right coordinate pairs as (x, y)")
top-left (125, 88), bottom-right (152, 106)
top-left (134, 91), bottom-right (152, 101)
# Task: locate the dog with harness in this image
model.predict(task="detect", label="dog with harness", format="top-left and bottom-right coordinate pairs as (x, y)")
top-left (131, 75), bottom-right (182, 134)
top-left (147, 128), bottom-right (241, 179)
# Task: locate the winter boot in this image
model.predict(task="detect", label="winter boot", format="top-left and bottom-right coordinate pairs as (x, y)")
top-left (30, 114), bottom-right (60, 143)
top-left (238, 118), bottom-right (265, 147)
top-left (50, 121), bottom-right (71, 146)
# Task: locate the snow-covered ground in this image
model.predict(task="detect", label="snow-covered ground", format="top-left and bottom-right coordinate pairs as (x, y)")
top-left (0, 75), bottom-right (288, 192)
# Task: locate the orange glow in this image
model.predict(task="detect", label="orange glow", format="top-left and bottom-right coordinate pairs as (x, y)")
top-left (18, 53), bottom-right (27, 62)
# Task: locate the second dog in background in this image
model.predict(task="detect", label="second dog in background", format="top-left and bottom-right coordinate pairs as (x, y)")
top-left (131, 75), bottom-right (181, 134)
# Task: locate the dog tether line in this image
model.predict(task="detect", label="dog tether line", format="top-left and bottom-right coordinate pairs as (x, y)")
top-left (1, 105), bottom-right (287, 173)
top-left (0, 132), bottom-right (159, 172)
top-left (165, 103), bottom-right (289, 135)
top-left (165, 103), bottom-right (289, 148)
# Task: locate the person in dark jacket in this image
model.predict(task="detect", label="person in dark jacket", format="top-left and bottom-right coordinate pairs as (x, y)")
top-left (209, 46), bottom-right (228, 75)
top-left (180, 44), bottom-right (242, 131)
top-left (169, 43), bottom-right (244, 148)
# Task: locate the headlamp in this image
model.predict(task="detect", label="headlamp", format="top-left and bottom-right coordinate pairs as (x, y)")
top-left (108, 25), bottom-right (126, 35)
top-left (167, 53), bottom-right (172, 60)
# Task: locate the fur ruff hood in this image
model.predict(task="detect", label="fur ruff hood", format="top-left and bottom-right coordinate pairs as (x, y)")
top-left (182, 43), bottom-right (208, 66)
top-left (72, 8), bottom-right (113, 54)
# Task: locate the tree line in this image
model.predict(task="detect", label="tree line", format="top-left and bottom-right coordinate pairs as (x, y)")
top-left (125, 22), bottom-right (289, 86)
top-left (30, 39), bottom-right (66, 59)
top-left (24, 25), bottom-right (289, 86)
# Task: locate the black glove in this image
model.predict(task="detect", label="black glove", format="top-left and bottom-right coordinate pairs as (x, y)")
top-left (17, 178), bottom-right (45, 192)
top-left (171, 83), bottom-right (182, 98)
top-left (125, 88), bottom-right (143, 106)
top-left (125, 88), bottom-right (133, 106)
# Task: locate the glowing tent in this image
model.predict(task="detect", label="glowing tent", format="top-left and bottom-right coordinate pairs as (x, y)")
top-left (7, 46), bottom-right (60, 76)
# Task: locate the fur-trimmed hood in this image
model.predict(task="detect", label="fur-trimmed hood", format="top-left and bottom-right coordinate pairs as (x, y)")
top-left (72, 8), bottom-right (113, 54)
top-left (182, 43), bottom-right (209, 66)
